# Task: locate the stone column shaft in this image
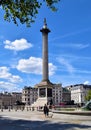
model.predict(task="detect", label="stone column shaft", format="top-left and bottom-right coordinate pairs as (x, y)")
top-left (40, 19), bottom-right (50, 82)
top-left (42, 32), bottom-right (48, 81)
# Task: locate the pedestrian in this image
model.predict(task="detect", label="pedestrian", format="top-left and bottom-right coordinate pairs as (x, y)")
top-left (43, 104), bottom-right (49, 117)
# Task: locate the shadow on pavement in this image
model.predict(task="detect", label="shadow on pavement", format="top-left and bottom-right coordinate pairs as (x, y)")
top-left (0, 116), bottom-right (91, 130)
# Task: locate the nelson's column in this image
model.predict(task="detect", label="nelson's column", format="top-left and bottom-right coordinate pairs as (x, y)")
top-left (33, 19), bottom-right (54, 107)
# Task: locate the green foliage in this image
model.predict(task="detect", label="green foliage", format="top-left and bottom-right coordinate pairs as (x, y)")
top-left (85, 90), bottom-right (91, 101)
top-left (0, 0), bottom-right (60, 27)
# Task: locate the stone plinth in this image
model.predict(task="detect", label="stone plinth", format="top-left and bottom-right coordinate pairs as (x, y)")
top-left (32, 80), bottom-right (54, 107)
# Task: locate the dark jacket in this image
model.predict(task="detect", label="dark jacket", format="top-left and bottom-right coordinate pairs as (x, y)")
top-left (43, 105), bottom-right (49, 115)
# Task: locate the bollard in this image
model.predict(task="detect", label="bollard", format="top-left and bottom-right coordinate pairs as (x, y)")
top-left (27, 107), bottom-right (28, 111)
top-left (1, 106), bottom-right (3, 112)
top-left (8, 106), bottom-right (11, 111)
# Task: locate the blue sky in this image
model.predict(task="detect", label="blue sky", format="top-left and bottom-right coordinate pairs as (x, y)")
top-left (0, 0), bottom-right (91, 92)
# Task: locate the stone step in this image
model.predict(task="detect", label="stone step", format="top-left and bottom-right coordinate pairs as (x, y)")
top-left (31, 98), bottom-right (47, 107)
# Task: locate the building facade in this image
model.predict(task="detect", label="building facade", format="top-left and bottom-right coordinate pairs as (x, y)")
top-left (22, 86), bottom-right (38, 105)
top-left (52, 84), bottom-right (62, 105)
top-left (66, 84), bottom-right (91, 105)
top-left (62, 87), bottom-right (71, 103)
top-left (22, 83), bottom-right (71, 106)
top-left (0, 92), bottom-right (22, 109)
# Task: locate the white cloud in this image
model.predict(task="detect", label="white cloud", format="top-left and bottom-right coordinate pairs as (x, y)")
top-left (49, 63), bottom-right (57, 75)
top-left (4, 38), bottom-right (33, 51)
top-left (16, 56), bottom-right (56, 76)
top-left (59, 43), bottom-right (89, 49)
top-left (16, 57), bottom-right (42, 74)
top-left (76, 69), bottom-right (91, 74)
top-left (70, 43), bottom-right (89, 49)
top-left (0, 67), bottom-right (11, 78)
top-left (83, 81), bottom-right (90, 85)
top-left (0, 81), bottom-right (21, 92)
top-left (51, 42), bottom-right (89, 50)
top-left (0, 66), bottom-right (22, 83)
top-left (58, 58), bottom-right (75, 74)
top-left (50, 27), bottom-right (91, 42)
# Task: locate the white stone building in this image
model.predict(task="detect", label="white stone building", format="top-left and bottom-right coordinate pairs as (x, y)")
top-left (22, 86), bottom-right (38, 105)
top-left (66, 84), bottom-right (91, 105)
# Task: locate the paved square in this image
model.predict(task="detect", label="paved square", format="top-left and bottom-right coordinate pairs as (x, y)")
top-left (0, 110), bottom-right (91, 130)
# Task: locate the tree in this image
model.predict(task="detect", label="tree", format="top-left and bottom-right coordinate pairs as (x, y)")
top-left (85, 90), bottom-right (91, 101)
top-left (0, 0), bottom-right (60, 27)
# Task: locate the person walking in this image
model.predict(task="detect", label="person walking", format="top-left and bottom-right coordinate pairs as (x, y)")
top-left (43, 104), bottom-right (49, 117)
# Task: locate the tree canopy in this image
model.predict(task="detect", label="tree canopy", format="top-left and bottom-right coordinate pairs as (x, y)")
top-left (85, 90), bottom-right (91, 101)
top-left (0, 0), bottom-right (60, 27)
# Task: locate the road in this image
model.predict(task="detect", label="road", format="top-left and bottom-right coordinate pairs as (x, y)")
top-left (0, 110), bottom-right (91, 130)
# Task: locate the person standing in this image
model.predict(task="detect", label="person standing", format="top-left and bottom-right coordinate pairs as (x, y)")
top-left (43, 104), bottom-right (49, 117)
